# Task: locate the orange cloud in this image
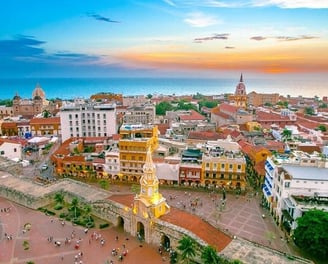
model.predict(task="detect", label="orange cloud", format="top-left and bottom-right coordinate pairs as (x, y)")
top-left (113, 44), bottom-right (328, 74)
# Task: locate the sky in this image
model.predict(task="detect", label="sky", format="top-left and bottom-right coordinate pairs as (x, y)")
top-left (0, 0), bottom-right (328, 79)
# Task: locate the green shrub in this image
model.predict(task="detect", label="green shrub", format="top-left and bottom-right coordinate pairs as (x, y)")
top-left (99, 223), bottom-right (109, 229)
top-left (54, 204), bottom-right (63, 210)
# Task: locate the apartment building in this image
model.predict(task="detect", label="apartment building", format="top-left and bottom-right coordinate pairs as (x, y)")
top-left (60, 103), bottom-right (117, 141)
top-left (273, 165), bottom-right (328, 234)
top-left (123, 104), bottom-right (156, 125)
top-left (119, 124), bottom-right (159, 182)
top-left (264, 152), bottom-right (328, 234)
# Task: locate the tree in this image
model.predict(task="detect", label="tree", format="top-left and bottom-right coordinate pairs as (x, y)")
top-left (294, 209), bottom-right (328, 260)
top-left (201, 245), bottom-right (220, 264)
top-left (156, 101), bottom-right (173, 115)
top-left (177, 236), bottom-right (196, 263)
top-left (42, 110), bottom-right (51, 118)
top-left (281, 129), bottom-right (292, 142)
top-left (170, 250), bottom-right (178, 264)
top-left (317, 124), bottom-right (327, 132)
top-left (84, 204), bottom-right (92, 223)
top-left (304, 107), bottom-right (315, 115)
top-left (54, 192), bottom-right (64, 205)
top-left (71, 197), bottom-right (79, 219)
top-left (99, 179), bottom-right (109, 190)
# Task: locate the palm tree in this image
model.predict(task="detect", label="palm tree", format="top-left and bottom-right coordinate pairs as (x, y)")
top-left (201, 245), bottom-right (220, 264)
top-left (71, 197), bottom-right (79, 219)
top-left (177, 236), bottom-right (196, 264)
top-left (281, 128), bottom-right (292, 142)
top-left (54, 192), bottom-right (64, 205)
top-left (84, 204), bottom-right (92, 223)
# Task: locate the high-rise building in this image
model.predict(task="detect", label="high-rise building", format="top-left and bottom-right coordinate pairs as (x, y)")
top-left (60, 103), bottom-right (117, 142)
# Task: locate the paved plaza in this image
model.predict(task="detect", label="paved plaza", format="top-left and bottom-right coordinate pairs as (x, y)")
top-left (0, 174), bottom-right (310, 264)
top-left (0, 197), bottom-right (165, 264)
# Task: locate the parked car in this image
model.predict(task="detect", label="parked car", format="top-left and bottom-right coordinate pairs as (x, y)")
top-left (41, 164), bottom-right (48, 171)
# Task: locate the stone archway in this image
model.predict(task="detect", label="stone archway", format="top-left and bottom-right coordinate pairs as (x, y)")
top-left (137, 221), bottom-right (145, 241)
top-left (117, 216), bottom-right (124, 230)
top-left (161, 234), bottom-right (170, 250)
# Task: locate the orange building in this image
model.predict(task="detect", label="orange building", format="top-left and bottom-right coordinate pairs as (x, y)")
top-left (30, 117), bottom-right (61, 136)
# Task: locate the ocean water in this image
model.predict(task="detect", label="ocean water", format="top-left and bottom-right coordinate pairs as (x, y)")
top-left (0, 77), bottom-right (327, 100)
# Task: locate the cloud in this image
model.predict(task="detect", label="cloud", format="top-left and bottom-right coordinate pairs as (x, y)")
top-left (0, 35), bottom-right (46, 58)
top-left (250, 36), bottom-right (267, 41)
top-left (194, 33), bottom-right (229, 43)
top-left (275, 35), bottom-right (318, 41)
top-left (225, 46), bottom-right (235, 49)
top-left (87, 12), bottom-right (120, 23)
top-left (250, 35), bottom-right (318, 42)
top-left (184, 12), bottom-right (220, 27)
top-left (162, 0), bottom-right (328, 8)
top-left (162, 0), bottom-right (176, 6)
top-left (251, 0), bottom-right (328, 9)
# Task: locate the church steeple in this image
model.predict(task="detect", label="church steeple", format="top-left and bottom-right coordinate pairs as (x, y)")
top-left (240, 73), bottom-right (243, 83)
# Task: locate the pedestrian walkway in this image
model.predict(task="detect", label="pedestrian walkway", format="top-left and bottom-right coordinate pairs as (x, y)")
top-left (0, 197), bottom-right (163, 264)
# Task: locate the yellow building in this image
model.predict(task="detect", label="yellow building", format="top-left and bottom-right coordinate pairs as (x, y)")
top-left (119, 124), bottom-right (158, 182)
top-left (245, 121), bottom-right (262, 132)
top-left (202, 151), bottom-right (246, 191)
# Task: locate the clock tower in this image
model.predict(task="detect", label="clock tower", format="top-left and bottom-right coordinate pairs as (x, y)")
top-left (133, 147), bottom-right (170, 219)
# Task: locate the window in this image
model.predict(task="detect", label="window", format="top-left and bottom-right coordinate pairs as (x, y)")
top-left (14, 148), bottom-right (17, 152)
top-left (221, 164), bottom-right (225, 169)
top-left (284, 182), bottom-right (290, 188)
top-left (237, 165), bottom-right (241, 170)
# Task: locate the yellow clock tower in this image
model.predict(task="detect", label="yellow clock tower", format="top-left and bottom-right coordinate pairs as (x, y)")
top-left (133, 147), bottom-right (170, 219)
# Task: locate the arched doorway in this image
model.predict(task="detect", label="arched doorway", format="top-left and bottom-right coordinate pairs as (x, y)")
top-left (137, 222), bottom-right (145, 241)
top-left (161, 234), bottom-right (170, 250)
top-left (117, 216), bottom-right (124, 230)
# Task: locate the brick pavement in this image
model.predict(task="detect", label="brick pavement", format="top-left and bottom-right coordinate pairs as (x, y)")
top-left (0, 197), bottom-right (164, 264)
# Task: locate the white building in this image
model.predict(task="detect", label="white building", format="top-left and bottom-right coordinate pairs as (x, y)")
top-left (60, 103), bottom-right (117, 142)
top-left (104, 150), bottom-right (120, 180)
top-left (272, 165), bottom-right (328, 234)
top-left (0, 138), bottom-right (24, 160)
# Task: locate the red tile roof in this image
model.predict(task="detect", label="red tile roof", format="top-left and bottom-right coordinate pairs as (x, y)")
top-left (188, 131), bottom-right (224, 141)
top-left (30, 117), bottom-right (60, 124)
top-left (219, 103), bottom-right (238, 114)
top-left (179, 110), bottom-right (206, 121)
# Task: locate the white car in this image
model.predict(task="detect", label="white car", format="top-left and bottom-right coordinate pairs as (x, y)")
top-left (41, 164), bottom-right (48, 171)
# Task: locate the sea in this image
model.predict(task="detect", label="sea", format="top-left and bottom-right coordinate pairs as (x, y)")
top-left (0, 77), bottom-right (327, 100)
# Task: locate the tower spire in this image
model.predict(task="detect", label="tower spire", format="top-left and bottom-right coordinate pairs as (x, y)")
top-left (240, 73), bottom-right (243, 83)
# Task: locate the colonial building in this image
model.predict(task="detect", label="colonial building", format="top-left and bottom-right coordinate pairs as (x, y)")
top-left (247, 91), bottom-right (280, 107)
top-left (12, 83), bottom-right (46, 118)
top-left (60, 102), bottom-right (117, 142)
top-left (123, 104), bottom-right (156, 125)
top-left (0, 137), bottom-right (27, 160)
top-left (119, 124), bottom-right (159, 182)
top-left (30, 117), bottom-right (61, 137)
top-left (179, 148), bottom-right (203, 186)
top-left (229, 74), bottom-right (247, 108)
top-left (202, 140), bottom-right (246, 190)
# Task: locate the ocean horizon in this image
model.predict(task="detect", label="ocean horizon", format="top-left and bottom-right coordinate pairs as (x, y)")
top-left (1, 77), bottom-right (327, 100)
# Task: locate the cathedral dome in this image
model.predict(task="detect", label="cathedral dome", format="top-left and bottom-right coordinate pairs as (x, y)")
top-left (32, 83), bottom-right (45, 100)
top-left (13, 93), bottom-right (21, 100)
